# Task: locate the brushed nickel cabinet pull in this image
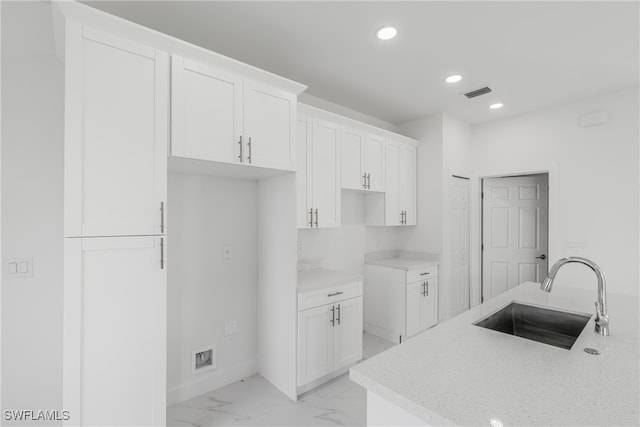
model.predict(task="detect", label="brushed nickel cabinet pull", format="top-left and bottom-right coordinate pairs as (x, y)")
top-left (328, 291), bottom-right (344, 297)
top-left (330, 305), bottom-right (335, 326)
top-left (247, 137), bottom-right (252, 164)
top-left (160, 237), bottom-right (164, 269)
top-left (362, 173), bottom-right (367, 189)
top-left (160, 202), bottom-right (165, 233)
top-left (238, 135), bottom-right (243, 163)
top-left (314, 208), bottom-right (318, 227)
top-left (309, 208), bottom-right (314, 228)
top-left (336, 304), bottom-right (341, 325)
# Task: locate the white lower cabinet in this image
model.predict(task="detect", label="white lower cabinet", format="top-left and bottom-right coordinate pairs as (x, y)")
top-left (63, 236), bottom-right (166, 426)
top-left (364, 264), bottom-right (438, 343)
top-left (297, 283), bottom-right (363, 388)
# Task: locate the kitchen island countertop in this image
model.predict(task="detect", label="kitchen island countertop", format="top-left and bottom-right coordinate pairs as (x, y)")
top-left (350, 281), bottom-right (639, 426)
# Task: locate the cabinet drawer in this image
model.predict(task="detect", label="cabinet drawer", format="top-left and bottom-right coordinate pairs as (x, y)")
top-left (298, 281), bottom-right (363, 311)
top-left (406, 265), bottom-right (438, 283)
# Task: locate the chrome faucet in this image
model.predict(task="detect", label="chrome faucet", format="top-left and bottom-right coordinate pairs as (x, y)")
top-left (541, 256), bottom-right (610, 336)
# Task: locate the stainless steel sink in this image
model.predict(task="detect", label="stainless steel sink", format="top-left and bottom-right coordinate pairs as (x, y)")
top-left (473, 302), bottom-right (592, 350)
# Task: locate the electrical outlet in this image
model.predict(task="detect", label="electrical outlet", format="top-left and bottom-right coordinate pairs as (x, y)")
top-left (7, 258), bottom-right (33, 279)
top-left (224, 320), bottom-right (237, 337)
top-left (223, 246), bottom-right (232, 261)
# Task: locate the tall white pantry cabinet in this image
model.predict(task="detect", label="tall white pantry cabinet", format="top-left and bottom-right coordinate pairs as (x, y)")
top-left (63, 23), bottom-right (168, 426)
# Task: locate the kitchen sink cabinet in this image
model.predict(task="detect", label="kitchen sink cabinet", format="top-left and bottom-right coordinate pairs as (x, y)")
top-left (297, 281), bottom-right (363, 388)
top-left (296, 111), bottom-right (341, 229)
top-left (171, 54), bottom-right (297, 171)
top-left (364, 263), bottom-right (438, 343)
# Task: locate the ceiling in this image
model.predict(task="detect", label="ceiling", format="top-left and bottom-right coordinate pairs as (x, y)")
top-left (82, 1), bottom-right (639, 125)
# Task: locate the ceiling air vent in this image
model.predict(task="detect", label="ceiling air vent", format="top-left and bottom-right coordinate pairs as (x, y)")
top-left (463, 86), bottom-right (492, 99)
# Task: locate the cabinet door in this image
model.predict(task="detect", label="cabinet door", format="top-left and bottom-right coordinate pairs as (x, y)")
top-left (333, 297), bottom-right (363, 370)
top-left (399, 144), bottom-right (417, 226)
top-left (364, 134), bottom-right (385, 192)
top-left (405, 282), bottom-right (422, 338)
top-left (63, 236), bottom-right (166, 426)
top-left (297, 305), bottom-right (334, 387)
top-left (385, 140), bottom-right (401, 226)
top-left (296, 115), bottom-right (312, 228)
top-left (311, 119), bottom-right (341, 228)
top-left (341, 127), bottom-right (365, 190)
top-left (243, 80), bottom-right (296, 171)
top-left (65, 25), bottom-right (168, 238)
top-left (420, 279), bottom-right (438, 330)
top-left (171, 55), bottom-right (243, 164)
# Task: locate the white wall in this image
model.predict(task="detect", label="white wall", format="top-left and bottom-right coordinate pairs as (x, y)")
top-left (471, 88), bottom-right (639, 297)
top-left (1, 2), bottom-right (64, 424)
top-left (166, 173), bottom-right (258, 404)
top-left (297, 191), bottom-right (413, 275)
top-left (398, 113), bottom-right (474, 321)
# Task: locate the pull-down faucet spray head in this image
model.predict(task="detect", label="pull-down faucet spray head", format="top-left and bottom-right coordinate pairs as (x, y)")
top-left (540, 256), bottom-right (609, 336)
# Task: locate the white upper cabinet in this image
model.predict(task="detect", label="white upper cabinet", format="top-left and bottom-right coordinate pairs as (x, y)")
top-left (172, 55), bottom-right (297, 171)
top-left (243, 80), bottom-right (297, 170)
top-left (171, 56), bottom-right (242, 164)
top-left (364, 133), bottom-right (385, 192)
top-left (341, 127), bottom-right (385, 192)
top-left (65, 24), bottom-right (168, 238)
top-left (399, 143), bottom-right (417, 226)
top-left (367, 139), bottom-right (417, 226)
top-left (297, 110), bottom-right (341, 229)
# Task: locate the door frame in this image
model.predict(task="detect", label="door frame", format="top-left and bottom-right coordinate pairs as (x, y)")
top-left (469, 163), bottom-right (557, 307)
top-left (480, 173), bottom-right (550, 302)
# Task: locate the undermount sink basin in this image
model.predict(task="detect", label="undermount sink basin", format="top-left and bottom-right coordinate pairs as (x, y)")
top-left (473, 302), bottom-right (592, 350)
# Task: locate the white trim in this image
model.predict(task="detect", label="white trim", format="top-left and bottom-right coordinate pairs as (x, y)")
top-left (53, 1), bottom-right (306, 95)
top-left (471, 162), bottom-right (558, 307)
top-left (299, 103), bottom-right (419, 147)
top-left (166, 358), bottom-right (257, 406)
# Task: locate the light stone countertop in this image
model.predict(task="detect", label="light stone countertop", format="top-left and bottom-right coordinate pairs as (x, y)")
top-left (365, 257), bottom-right (439, 271)
top-left (350, 282), bottom-right (639, 426)
top-left (297, 268), bottom-right (363, 293)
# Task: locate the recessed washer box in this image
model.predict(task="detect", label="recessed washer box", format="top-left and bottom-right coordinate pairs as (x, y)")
top-left (192, 345), bottom-right (216, 374)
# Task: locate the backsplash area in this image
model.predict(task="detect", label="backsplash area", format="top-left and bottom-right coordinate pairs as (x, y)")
top-left (297, 191), bottom-right (415, 274)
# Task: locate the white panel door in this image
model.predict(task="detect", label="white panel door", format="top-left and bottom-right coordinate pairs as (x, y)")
top-left (297, 305), bottom-right (334, 387)
top-left (333, 298), bottom-right (363, 371)
top-left (420, 279), bottom-right (438, 330)
top-left (482, 174), bottom-right (549, 301)
top-left (63, 236), bottom-right (166, 426)
top-left (296, 115), bottom-right (311, 228)
top-left (311, 119), bottom-right (341, 228)
top-left (341, 127), bottom-right (365, 190)
top-left (450, 177), bottom-right (470, 317)
top-left (405, 282), bottom-right (421, 338)
top-left (243, 80), bottom-right (296, 171)
top-left (385, 140), bottom-right (401, 225)
top-left (65, 24), bottom-right (168, 238)
top-left (364, 134), bottom-right (385, 192)
top-left (399, 144), bottom-right (417, 226)
top-left (171, 55), bottom-right (243, 164)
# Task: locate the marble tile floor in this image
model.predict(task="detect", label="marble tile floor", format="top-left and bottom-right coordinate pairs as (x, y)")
top-left (167, 332), bottom-right (395, 427)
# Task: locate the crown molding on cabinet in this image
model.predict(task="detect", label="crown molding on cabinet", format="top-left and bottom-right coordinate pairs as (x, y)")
top-left (52, 0), bottom-right (307, 96)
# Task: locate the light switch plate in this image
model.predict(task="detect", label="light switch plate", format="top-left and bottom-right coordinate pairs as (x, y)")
top-left (7, 258), bottom-right (33, 279)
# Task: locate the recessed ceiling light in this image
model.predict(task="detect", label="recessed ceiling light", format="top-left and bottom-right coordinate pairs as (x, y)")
top-left (489, 103), bottom-right (504, 110)
top-left (445, 75), bottom-right (462, 83)
top-left (377, 27), bottom-right (397, 40)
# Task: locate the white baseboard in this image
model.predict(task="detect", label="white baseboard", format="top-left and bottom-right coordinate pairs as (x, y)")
top-left (364, 322), bottom-right (401, 344)
top-left (166, 358), bottom-right (257, 406)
